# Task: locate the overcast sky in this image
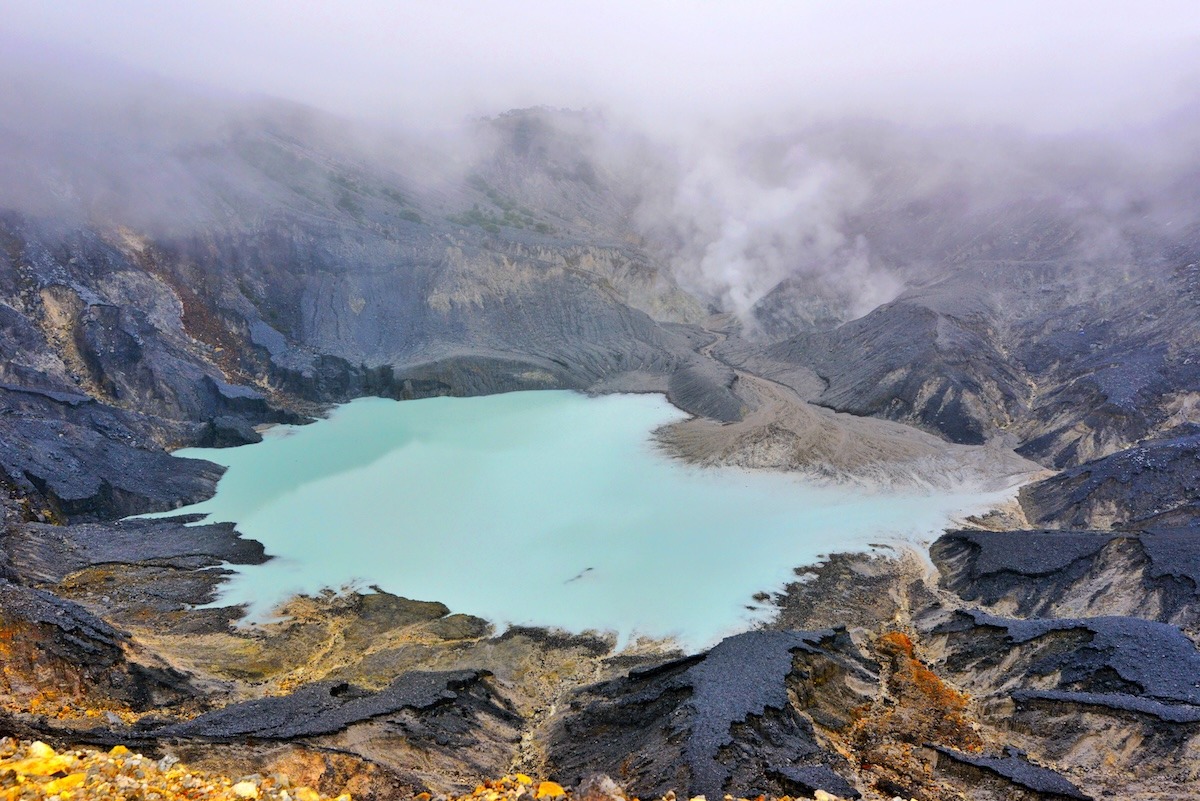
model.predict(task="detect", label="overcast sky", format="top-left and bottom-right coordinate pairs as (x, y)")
top-left (6, 1), bottom-right (1200, 132)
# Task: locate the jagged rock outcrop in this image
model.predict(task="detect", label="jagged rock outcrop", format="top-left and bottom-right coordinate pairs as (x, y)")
top-left (0, 385), bottom-right (229, 523)
top-left (0, 580), bottom-right (195, 715)
top-left (161, 670), bottom-right (519, 741)
top-left (1019, 426), bottom-right (1200, 529)
top-left (918, 609), bottom-right (1200, 796)
top-left (139, 670), bottom-right (523, 797)
top-left (756, 258), bottom-right (1200, 470)
top-left (925, 610), bottom-right (1200, 715)
top-left (931, 746), bottom-right (1090, 801)
top-left (2, 516), bottom-right (266, 587)
top-left (0, 515), bottom-right (271, 637)
top-left (547, 630), bottom-right (869, 800)
top-left (766, 294), bottom-right (1027, 446)
top-left (931, 526), bottom-right (1200, 630)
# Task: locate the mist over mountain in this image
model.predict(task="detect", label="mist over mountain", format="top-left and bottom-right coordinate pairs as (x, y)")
top-left (4, 29), bottom-right (1200, 331)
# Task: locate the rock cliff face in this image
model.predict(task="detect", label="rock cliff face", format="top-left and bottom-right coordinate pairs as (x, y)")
top-left (547, 630), bottom-right (868, 800)
top-left (1018, 426), bottom-right (1200, 528)
top-left (758, 260), bottom-right (1200, 464)
top-left (2, 87), bottom-right (1200, 800)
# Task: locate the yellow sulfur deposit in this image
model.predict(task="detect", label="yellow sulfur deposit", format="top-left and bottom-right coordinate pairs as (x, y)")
top-left (436, 773), bottom-right (856, 801)
top-left (0, 738), bottom-right (349, 801)
top-left (1, 740), bottom-right (862, 801)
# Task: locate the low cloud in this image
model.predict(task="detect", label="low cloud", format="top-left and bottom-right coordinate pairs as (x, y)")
top-left (1, 2), bottom-right (1198, 325)
top-left (5, 1), bottom-right (1199, 134)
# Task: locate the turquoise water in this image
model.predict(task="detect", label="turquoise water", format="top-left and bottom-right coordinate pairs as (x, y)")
top-left (155, 391), bottom-right (1014, 649)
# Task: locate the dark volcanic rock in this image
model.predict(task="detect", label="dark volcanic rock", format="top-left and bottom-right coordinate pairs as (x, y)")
top-left (931, 526), bottom-right (1200, 628)
top-left (920, 608), bottom-right (1200, 793)
top-left (197, 415), bottom-right (264, 448)
top-left (1020, 426), bottom-right (1200, 529)
top-left (0, 579), bottom-right (195, 711)
top-left (160, 670), bottom-right (514, 741)
top-left (934, 529), bottom-right (1113, 580)
top-left (0, 393), bottom-right (225, 522)
top-left (548, 630), bottom-right (868, 800)
top-left (924, 607), bottom-right (1200, 798)
top-left (757, 259), bottom-right (1200, 469)
top-left (749, 276), bottom-right (846, 338)
top-left (666, 358), bottom-right (744, 423)
top-left (932, 746), bottom-right (1091, 801)
top-left (1, 516), bottom-right (266, 586)
top-left (150, 669), bottom-right (525, 794)
top-left (1141, 526), bottom-right (1200, 597)
top-left (767, 552), bottom-right (906, 633)
top-left (1008, 688), bottom-right (1200, 724)
top-left (925, 609), bottom-right (1200, 721)
top-left (0, 514), bottom-right (264, 633)
top-left (931, 529), bottom-right (1117, 614)
top-left (766, 297), bottom-right (1024, 445)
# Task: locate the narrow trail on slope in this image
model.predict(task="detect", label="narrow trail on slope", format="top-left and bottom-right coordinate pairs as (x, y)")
top-left (658, 317), bottom-right (1042, 492)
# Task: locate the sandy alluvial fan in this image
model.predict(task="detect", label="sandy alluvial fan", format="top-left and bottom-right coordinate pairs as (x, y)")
top-left (3, 11), bottom-right (1200, 800)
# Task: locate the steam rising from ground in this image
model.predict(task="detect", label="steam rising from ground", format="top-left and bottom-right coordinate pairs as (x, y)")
top-left (634, 137), bottom-right (903, 323)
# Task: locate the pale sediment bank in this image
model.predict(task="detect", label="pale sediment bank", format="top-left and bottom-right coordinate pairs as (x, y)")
top-left (655, 368), bottom-right (1044, 492)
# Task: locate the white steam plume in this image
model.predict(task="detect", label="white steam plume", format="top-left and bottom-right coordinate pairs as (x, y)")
top-left (636, 137), bottom-right (902, 326)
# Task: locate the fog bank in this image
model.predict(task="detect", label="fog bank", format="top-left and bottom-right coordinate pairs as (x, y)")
top-left (3, 2), bottom-right (1199, 325)
top-left (6, 1), bottom-right (1200, 134)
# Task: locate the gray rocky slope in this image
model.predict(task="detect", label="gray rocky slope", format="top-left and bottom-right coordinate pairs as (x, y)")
top-left (2, 63), bottom-right (1200, 799)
